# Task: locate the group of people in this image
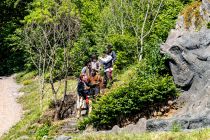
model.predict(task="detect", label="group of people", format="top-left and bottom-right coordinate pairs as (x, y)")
top-left (76, 45), bottom-right (116, 118)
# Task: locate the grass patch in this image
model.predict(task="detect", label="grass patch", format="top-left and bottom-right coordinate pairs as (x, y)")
top-left (74, 129), bottom-right (210, 140)
top-left (181, 1), bottom-right (203, 30)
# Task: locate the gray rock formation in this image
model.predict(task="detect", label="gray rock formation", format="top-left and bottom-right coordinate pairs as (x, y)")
top-left (109, 118), bottom-right (147, 133)
top-left (61, 118), bottom-right (78, 133)
top-left (161, 29), bottom-right (210, 90)
top-left (146, 0), bottom-right (210, 131)
top-left (55, 135), bottom-right (71, 140)
top-left (153, 28), bottom-right (210, 131)
top-left (17, 135), bottom-right (30, 140)
top-left (201, 0), bottom-right (210, 23)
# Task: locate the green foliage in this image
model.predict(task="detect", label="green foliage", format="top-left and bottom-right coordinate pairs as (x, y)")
top-left (69, 0), bottom-right (186, 75)
top-left (0, 0), bottom-right (193, 76)
top-left (0, 0), bottom-right (188, 76)
top-left (0, 0), bottom-right (32, 75)
top-left (35, 124), bottom-right (50, 139)
top-left (107, 35), bottom-right (137, 70)
top-left (75, 129), bottom-right (210, 140)
top-left (21, 0), bottom-right (80, 84)
top-left (207, 22), bottom-right (210, 29)
top-left (171, 122), bottom-right (182, 132)
top-left (180, 0), bottom-right (195, 4)
top-left (78, 117), bottom-right (91, 130)
top-left (16, 71), bottom-right (37, 83)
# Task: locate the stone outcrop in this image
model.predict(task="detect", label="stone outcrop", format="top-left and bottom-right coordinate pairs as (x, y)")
top-left (153, 29), bottom-right (210, 131)
top-left (110, 118), bottom-right (147, 133)
top-left (146, 0), bottom-right (210, 131)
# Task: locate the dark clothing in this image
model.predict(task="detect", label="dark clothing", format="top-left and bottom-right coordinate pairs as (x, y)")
top-left (104, 60), bottom-right (113, 70)
top-left (77, 81), bottom-right (89, 99)
top-left (100, 55), bottom-right (113, 70)
top-left (103, 51), bottom-right (116, 70)
top-left (77, 80), bottom-right (96, 99)
top-left (109, 51), bottom-right (117, 63)
top-left (81, 66), bottom-right (91, 77)
top-left (88, 74), bottom-right (103, 95)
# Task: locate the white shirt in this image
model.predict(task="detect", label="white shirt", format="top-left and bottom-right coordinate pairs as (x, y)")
top-left (91, 61), bottom-right (100, 71)
top-left (99, 55), bottom-right (112, 64)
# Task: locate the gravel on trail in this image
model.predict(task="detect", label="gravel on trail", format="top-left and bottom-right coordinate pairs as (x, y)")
top-left (0, 76), bottom-right (22, 137)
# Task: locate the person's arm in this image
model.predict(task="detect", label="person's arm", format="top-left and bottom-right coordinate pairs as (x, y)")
top-left (95, 61), bottom-right (101, 71)
top-left (77, 82), bottom-right (84, 93)
top-left (86, 82), bottom-right (96, 88)
top-left (99, 55), bottom-right (112, 63)
top-left (81, 67), bottom-right (86, 74)
top-left (112, 51), bottom-right (117, 62)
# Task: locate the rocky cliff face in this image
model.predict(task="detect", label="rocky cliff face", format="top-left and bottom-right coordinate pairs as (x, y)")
top-left (146, 0), bottom-right (210, 131)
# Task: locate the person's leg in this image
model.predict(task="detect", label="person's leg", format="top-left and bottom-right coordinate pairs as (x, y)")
top-left (103, 72), bottom-right (108, 87)
top-left (88, 99), bottom-right (92, 115)
top-left (95, 87), bottom-right (100, 95)
top-left (76, 95), bottom-right (82, 118)
top-left (106, 71), bottom-right (110, 80)
top-left (106, 71), bottom-right (112, 88)
top-left (109, 70), bottom-right (113, 84)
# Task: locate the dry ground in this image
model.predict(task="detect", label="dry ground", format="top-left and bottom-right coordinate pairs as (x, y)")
top-left (0, 76), bottom-right (22, 137)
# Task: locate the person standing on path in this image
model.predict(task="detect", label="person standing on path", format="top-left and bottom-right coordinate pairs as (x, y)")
top-left (99, 50), bottom-right (113, 88)
top-left (81, 61), bottom-right (92, 77)
top-left (107, 44), bottom-right (117, 65)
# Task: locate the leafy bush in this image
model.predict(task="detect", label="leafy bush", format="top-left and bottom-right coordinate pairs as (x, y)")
top-left (22, 79), bottom-right (33, 85)
top-left (35, 124), bottom-right (50, 139)
top-left (16, 71), bottom-right (37, 83)
top-left (207, 22), bottom-right (210, 29)
top-left (107, 35), bottom-right (137, 70)
top-left (171, 122), bottom-right (182, 132)
top-left (78, 117), bottom-right (91, 130)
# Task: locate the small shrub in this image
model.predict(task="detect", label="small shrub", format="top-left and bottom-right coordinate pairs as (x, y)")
top-left (16, 71), bottom-right (37, 83)
top-left (171, 122), bottom-right (182, 132)
top-left (78, 117), bottom-right (91, 130)
top-left (107, 34), bottom-right (137, 70)
top-left (35, 124), bottom-right (50, 139)
top-left (22, 79), bottom-right (33, 85)
top-left (207, 22), bottom-right (210, 29)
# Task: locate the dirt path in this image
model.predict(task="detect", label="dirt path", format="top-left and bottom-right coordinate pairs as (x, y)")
top-left (0, 76), bottom-right (22, 137)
